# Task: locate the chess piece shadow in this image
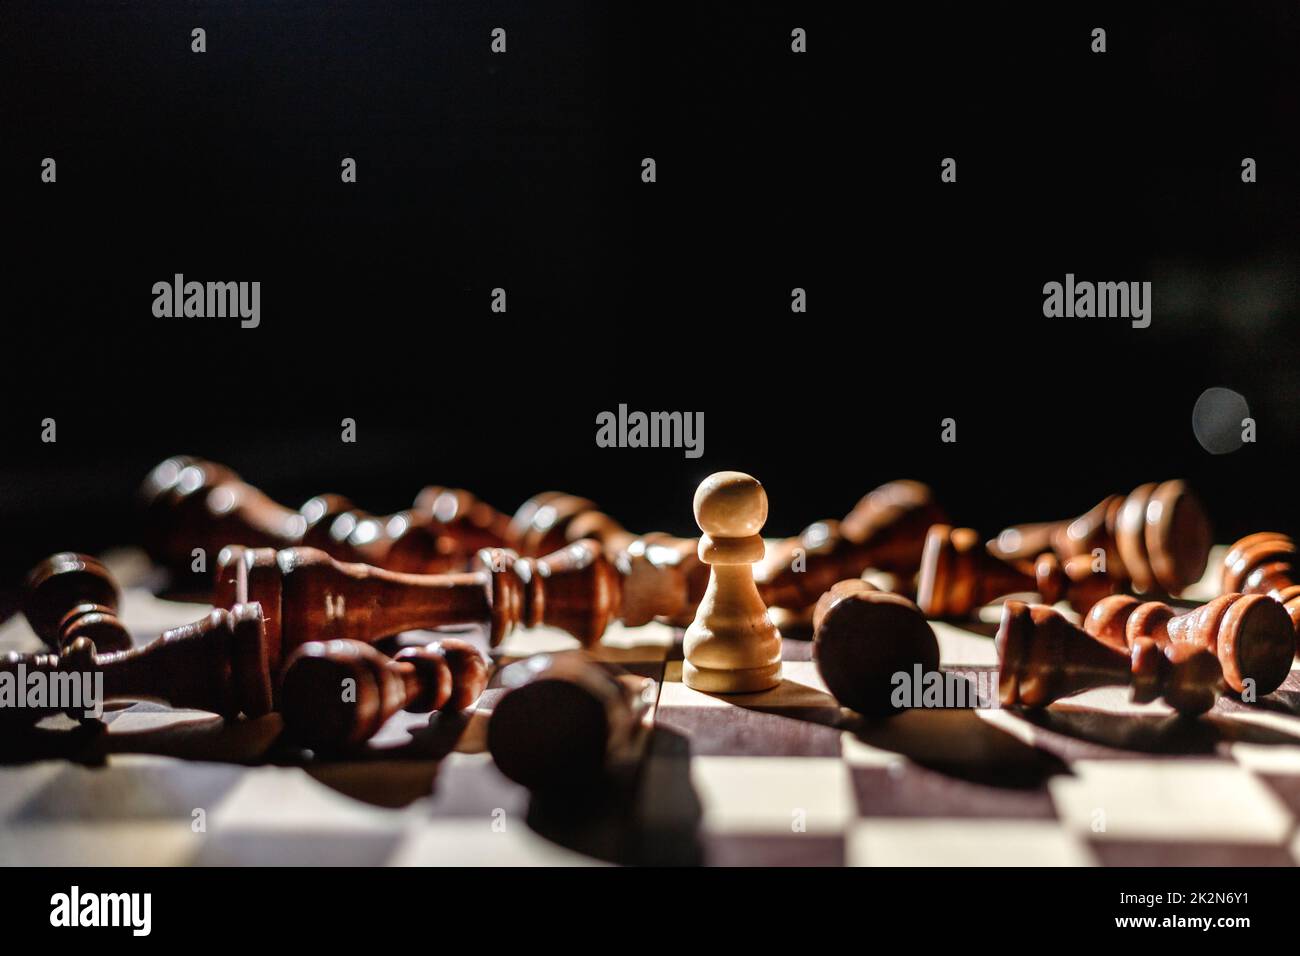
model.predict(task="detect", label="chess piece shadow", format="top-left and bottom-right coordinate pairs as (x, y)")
top-left (956, 617), bottom-right (1001, 638)
top-left (0, 703), bottom-right (282, 766)
top-left (290, 710), bottom-right (474, 809)
top-left (847, 706), bottom-right (1071, 789)
top-left (1218, 684), bottom-right (1300, 718)
top-left (523, 777), bottom-right (646, 865)
top-left (691, 673), bottom-right (845, 729)
top-left (303, 759), bottom-right (444, 810)
top-left (493, 725), bottom-right (705, 867)
top-left (0, 714), bottom-right (109, 766)
top-left (626, 725), bottom-right (704, 865)
top-left (1022, 705), bottom-right (1300, 754)
top-left (104, 705), bottom-right (284, 763)
top-left (774, 620), bottom-right (814, 642)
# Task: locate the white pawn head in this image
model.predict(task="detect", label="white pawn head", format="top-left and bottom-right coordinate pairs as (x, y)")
top-left (693, 471), bottom-right (767, 539)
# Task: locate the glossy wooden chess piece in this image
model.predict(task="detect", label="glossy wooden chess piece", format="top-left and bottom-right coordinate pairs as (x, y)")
top-left (989, 480), bottom-right (1212, 595)
top-left (1221, 532), bottom-right (1300, 641)
top-left (280, 637), bottom-right (487, 749)
top-left (508, 493), bottom-right (709, 625)
top-left (917, 525), bottom-right (1118, 618)
top-left (683, 472), bottom-right (782, 693)
top-left (507, 492), bottom-right (615, 557)
top-left (751, 480), bottom-right (947, 611)
top-left (214, 538), bottom-right (640, 674)
top-left (0, 603), bottom-right (273, 722)
top-left (487, 652), bottom-right (653, 790)
top-left (141, 455), bottom-right (458, 576)
top-left (838, 479), bottom-right (949, 574)
top-left (996, 601), bottom-right (1222, 715)
top-left (616, 533), bottom-right (708, 627)
top-left (23, 553), bottom-right (131, 653)
top-left (413, 485), bottom-right (514, 551)
top-left (508, 491), bottom-right (693, 570)
top-left (812, 579), bottom-right (940, 716)
top-left (1084, 592), bottom-right (1293, 697)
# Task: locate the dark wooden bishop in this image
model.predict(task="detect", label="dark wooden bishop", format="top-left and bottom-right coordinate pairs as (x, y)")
top-left (1221, 532), bottom-right (1300, 642)
top-left (487, 652), bottom-right (653, 791)
top-left (279, 637), bottom-right (488, 749)
top-left (996, 601), bottom-right (1223, 715)
top-left (1084, 592), bottom-right (1293, 697)
top-left (917, 525), bottom-right (1117, 618)
top-left (141, 455), bottom-right (459, 576)
top-left (989, 480), bottom-right (1212, 596)
top-left (1, 604), bottom-right (273, 723)
top-left (812, 579), bottom-right (940, 716)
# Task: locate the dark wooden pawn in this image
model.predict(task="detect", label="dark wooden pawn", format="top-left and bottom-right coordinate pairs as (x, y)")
top-left (1084, 592), bottom-right (1293, 697)
top-left (1221, 532), bottom-right (1300, 643)
top-left (280, 637), bottom-right (488, 749)
top-left (996, 601), bottom-right (1223, 716)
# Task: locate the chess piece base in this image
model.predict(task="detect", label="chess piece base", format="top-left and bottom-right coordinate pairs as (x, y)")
top-left (683, 658), bottom-right (781, 694)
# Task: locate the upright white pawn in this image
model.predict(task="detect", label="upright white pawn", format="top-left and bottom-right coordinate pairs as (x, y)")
top-left (683, 471), bottom-right (782, 693)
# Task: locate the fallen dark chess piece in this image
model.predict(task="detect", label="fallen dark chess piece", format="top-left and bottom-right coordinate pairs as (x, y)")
top-left (0, 603), bottom-right (273, 724)
top-left (488, 652), bottom-right (653, 791)
top-left (279, 637), bottom-right (488, 750)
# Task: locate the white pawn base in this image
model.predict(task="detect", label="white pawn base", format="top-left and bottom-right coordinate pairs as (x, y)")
top-left (683, 659), bottom-right (782, 694)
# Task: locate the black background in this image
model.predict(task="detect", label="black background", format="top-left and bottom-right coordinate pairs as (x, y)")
top-left (2, 1), bottom-right (1298, 581)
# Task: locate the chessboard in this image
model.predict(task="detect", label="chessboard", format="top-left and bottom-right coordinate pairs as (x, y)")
top-left (3, 545), bottom-right (1299, 867)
